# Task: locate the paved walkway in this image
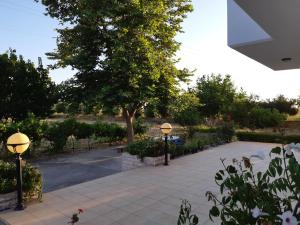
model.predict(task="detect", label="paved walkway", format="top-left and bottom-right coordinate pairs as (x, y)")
top-left (0, 142), bottom-right (278, 225)
top-left (32, 147), bottom-right (122, 192)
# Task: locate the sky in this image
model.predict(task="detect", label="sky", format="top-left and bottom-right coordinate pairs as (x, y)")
top-left (0, 0), bottom-right (300, 100)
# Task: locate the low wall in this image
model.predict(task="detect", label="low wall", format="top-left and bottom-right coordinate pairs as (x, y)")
top-left (0, 192), bottom-right (17, 212)
top-left (122, 153), bottom-right (170, 171)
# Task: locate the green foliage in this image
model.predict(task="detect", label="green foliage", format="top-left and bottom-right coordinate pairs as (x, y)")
top-left (37, 0), bottom-right (193, 142)
top-left (216, 121), bottom-right (235, 143)
top-left (174, 109), bottom-right (202, 127)
top-left (45, 122), bottom-right (69, 153)
top-left (126, 139), bottom-right (170, 160)
top-left (0, 50), bottom-right (56, 120)
top-left (206, 146), bottom-right (300, 225)
top-left (0, 160), bottom-right (42, 201)
top-left (177, 200), bottom-right (199, 225)
top-left (170, 91), bottom-right (202, 126)
top-left (45, 119), bottom-right (126, 152)
top-left (236, 131), bottom-right (300, 144)
top-left (133, 118), bottom-right (148, 137)
top-left (187, 126), bottom-right (217, 137)
top-left (248, 107), bottom-right (287, 129)
top-left (0, 114), bottom-right (47, 156)
top-left (54, 102), bottom-right (68, 113)
top-left (93, 121), bottom-right (126, 143)
top-left (259, 95), bottom-right (298, 116)
top-left (230, 93), bottom-right (258, 127)
top-left (195, 74), bottom-right (236, 118)
top-left (170, 135), bottom-right (224, 158)
top-left (75, 122), bottom-right (94, 140)
top-left (19, 113), bottom-right (47, 146)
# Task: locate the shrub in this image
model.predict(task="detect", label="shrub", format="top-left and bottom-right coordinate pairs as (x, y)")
top-left (18, 113), bottom-right (48, 153)
top-left (54, 102), bottom-right (68, 113)
top-left (188, 126), bottom-right (217, 137)
top-left (206, 145), bottom-right (300, 225)
top-left (127, 138), bottom-right (176, 160)
top-left (133, 118), bottom-right (148, 137)
top-left (216, 121), bottom-right (235, 143)
top-left (74, 122), bottom-right (94, 139)
top-left (236, 131), bottom-right (300, 144)
top-left (93, 121), bottom-right (126, 143)
top-left (248, 107), bottom-right (286, 129)
top-left (174, 109), bottom-right (202, 127)
top-left (45, 122), bottom-right (69, 153)
top-left (0, 160), bottom-right (42, 201)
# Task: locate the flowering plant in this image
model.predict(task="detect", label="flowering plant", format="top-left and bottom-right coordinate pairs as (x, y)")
top-left (206, 144), bottom-right (300, 225)
top-left (68, 209), bottom-right (84, 224)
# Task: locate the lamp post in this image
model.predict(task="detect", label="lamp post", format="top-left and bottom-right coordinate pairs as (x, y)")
top-left (160, 123), bottom-right (172, 166)
top-left (6, 132), bottom-right (30, 211)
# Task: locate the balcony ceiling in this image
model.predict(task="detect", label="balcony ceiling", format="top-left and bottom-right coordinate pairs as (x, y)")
top-left (232, 0), bottom-right (300, 70)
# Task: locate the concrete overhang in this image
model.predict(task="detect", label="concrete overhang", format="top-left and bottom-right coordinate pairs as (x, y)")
top-left (228, 0), bottom-right (300, 70)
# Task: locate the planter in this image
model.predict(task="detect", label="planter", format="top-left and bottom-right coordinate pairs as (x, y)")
top-left (122, 152), bottom-right (170, 171)
top-left (0, 191), bottom-right (17, 211)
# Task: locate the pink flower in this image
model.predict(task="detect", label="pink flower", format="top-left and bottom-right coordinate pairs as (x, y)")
top-left (78, 208), bottom-right (84, 214)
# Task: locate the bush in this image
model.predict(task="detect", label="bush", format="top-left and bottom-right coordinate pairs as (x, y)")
top-left (248, 107), bottom-right (287, 129)
top-left (74, 122), bottom-right (94, 139)
top-left (93, 121), bottom-right (126, 143)
top-left (174, 109), bottom-right (202, 127)
top-left (206, 146), bottom-right (300, 225)
top-left (133, 118), bottom-right (148, 137)
top-left (127, 138), bottom-right (176, 160)
top-left (170, 135), bottom-right (222, 158)
top-left (188, 126), bottom-right (217, 137)
top-left (0, 160), bottom-right (42, 201)
top-left (54, 102), bottom-right (68, 113)
top-left (236, 131), bottom-right (300, 144)
top-left (45, 122), bottom-right (69, 153)
top-left (216, 121), bottom-right (235, 143)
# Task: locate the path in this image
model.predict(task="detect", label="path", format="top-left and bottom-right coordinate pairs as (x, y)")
top-left (32, 147), bottom-right (123, 192)
top-left (0, 142), bottom-right (278, 225)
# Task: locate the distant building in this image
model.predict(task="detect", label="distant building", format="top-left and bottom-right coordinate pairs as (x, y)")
top-left (227, 0), bottom-right (300, 70)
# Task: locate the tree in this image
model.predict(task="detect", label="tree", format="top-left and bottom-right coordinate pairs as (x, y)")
top-left (169, 90), bottom-right (202, 126)
top-left (259, 95), bottom-right (298, 116)
top-left (0, 50), bottom-right (56, 120)
top-left (37, 0), bottom-right (193, 142)
top-left (195, 74), bottom-right (236, 118)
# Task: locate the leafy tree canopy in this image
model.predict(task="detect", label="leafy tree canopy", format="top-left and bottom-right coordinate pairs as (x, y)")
top-left (195, 74), bottom-right (236, 118)
top-left (0, 50), bottom-right (57, 120)
top-left (37, 0), bottom-right (193, 142)
top-left (259, 94), bottom-right (298, 116)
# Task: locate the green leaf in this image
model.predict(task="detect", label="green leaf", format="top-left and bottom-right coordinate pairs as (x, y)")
top-left (210, 206), bottom-right (220, 217)
top-left (227, 165), bottom-right (237, 174)
top-left (271, 147), bottom-right (281, 155)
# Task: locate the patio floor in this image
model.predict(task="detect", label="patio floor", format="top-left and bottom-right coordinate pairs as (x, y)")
top-left (0, 141), bottom-right (278, 225)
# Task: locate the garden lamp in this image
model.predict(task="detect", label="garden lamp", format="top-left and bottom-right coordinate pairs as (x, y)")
top-left (7, 132), bottom-right (30, 210)
top-left (160, 123), bottom-right (172, 165)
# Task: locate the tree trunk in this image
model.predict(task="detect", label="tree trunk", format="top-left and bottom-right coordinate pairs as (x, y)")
top-left (123, 109), bottom-right (135, 143)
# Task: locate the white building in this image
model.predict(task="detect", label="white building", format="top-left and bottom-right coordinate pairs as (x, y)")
top-left (227, 0), bottom-right (300, 70)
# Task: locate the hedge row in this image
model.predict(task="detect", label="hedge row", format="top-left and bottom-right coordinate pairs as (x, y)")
top-left (0, 114), bottom-right (128, 154)
top-left (127, 133), bottom-right (231, 160)
top-left (236, 131), bottom-right (300, 144)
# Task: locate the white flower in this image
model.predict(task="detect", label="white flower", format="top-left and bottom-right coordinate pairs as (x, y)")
top-left (251, 206), bottom-right (262, 218)
top-left (278, 211), bottom-right (298, 225)
top-left (286, 148), bottom-right (293, 156)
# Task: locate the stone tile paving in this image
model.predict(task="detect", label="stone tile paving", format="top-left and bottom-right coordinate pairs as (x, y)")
top-left (0, 142), bottom-right (278, 225)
